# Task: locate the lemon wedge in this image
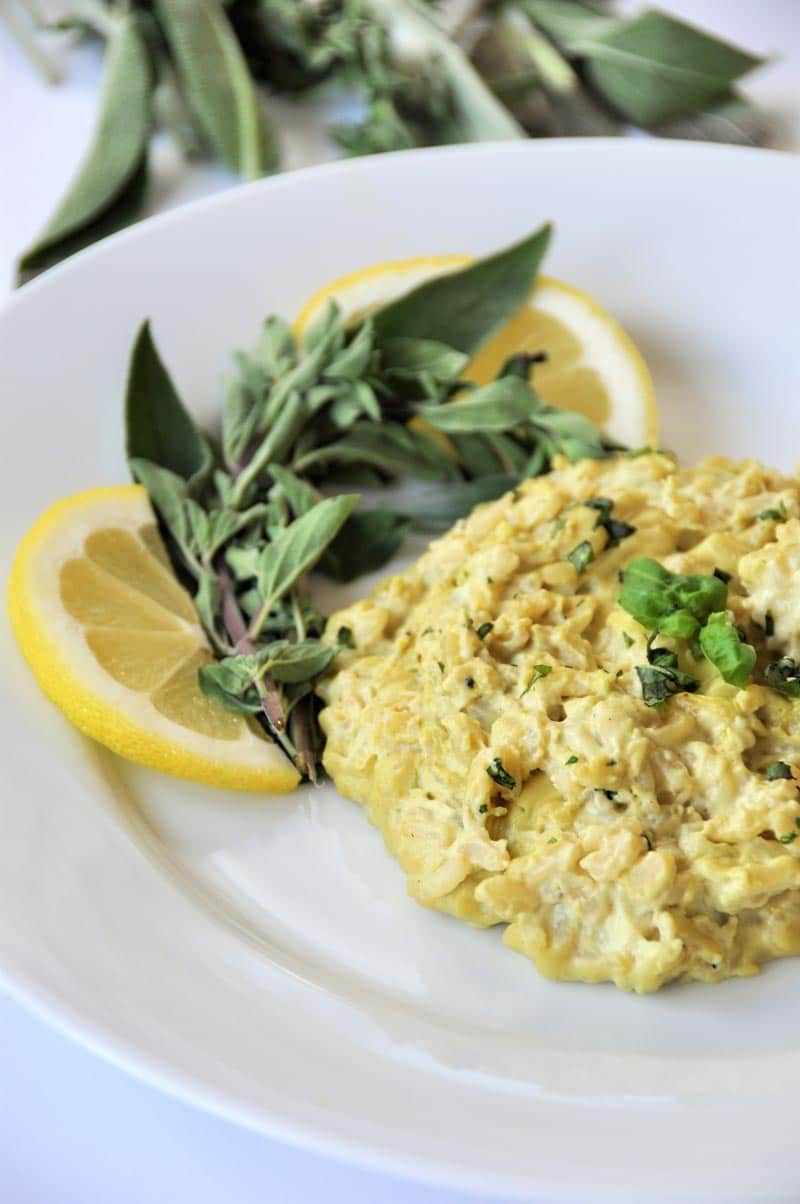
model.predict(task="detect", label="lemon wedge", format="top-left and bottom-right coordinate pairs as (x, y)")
top-left (294, 255), bottom-right (658, 449)
top-left (8, 486), bottom-right (300, 792)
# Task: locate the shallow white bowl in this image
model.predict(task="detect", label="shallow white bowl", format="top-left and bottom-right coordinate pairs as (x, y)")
top-left (1, 141), bottom-right (799, 1203)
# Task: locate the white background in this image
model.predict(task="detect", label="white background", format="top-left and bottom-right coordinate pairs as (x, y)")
top-left (1, 4), bottom-right (799, 1201)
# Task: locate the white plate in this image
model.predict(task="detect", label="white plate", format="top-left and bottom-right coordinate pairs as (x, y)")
top-left (1, 141), bottom-right (799, 1204)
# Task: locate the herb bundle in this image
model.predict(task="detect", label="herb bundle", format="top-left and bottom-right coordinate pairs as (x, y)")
top-left (15, 0), bottom-right (768, 279)
top-left (125, 225), bottom-right (617, 780)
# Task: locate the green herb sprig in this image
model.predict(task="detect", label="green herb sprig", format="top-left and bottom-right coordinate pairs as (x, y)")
top-left (14, 1), bottom-right (768, 280)
top-left (124, 226), bottom-right (621, 780)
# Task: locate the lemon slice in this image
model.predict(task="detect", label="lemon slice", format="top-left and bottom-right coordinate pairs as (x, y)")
top-left (294, 255), bottom-right (658, 449)
top-left (8, 486), bottom-right (300, 793)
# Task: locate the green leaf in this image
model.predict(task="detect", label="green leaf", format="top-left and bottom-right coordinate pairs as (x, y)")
top-left (247, 494), bottom-right (359, 630)
top-left (268, 464), bottom-right (321, 518)
top-left (296, 421), bottom-right (461, 482)
top-left (636, 661), bottom-right (698, 707)
top-left (18, 16), bottom-right (151, 277)
top-left (396, 474), bottom-right (518, 532)
top-left (380, 338), bottom-right (469, 381)
top-left (655, 90), bottom-right (770, 146)
top-left (698, 612), bottom-right (756, 688)
top-left (568, 540), bottom-right (594, 572)
top-left (371, 223), bottom-right (552, 355)
top-left (198, 656), bottom-right (261, 715)
top-left (767, 762), bottom-right (793, 782)
top-left (618, 558), bottom-right (728, 632)
top-left (533, 407), bottom-right (612, 461)
top-left (320, 509), bottom-right (410, 582)
top-left (125, 322), bottom-right (213, 485)
top-left (576, 10), bottom-right (764, 127)
top-left (155, 0), bottom-right (278, 178)
top-left (765, 658), bottom-right (800, 700)
top-left (265, 639), bottom-right (338, 683)
top-left (521, 1), bottom-right (618, 50)
top-left (128, 458), bottom-right (190, 551)
top-left (418, 377), bottom-right (541, 433)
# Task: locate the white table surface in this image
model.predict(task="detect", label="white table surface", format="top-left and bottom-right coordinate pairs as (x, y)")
top-left (2, 4), bottom-right (799, 1202)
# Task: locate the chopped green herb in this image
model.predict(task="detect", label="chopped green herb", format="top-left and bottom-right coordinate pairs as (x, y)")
top-left (420, 626), bottom-right (433, 636)
top-left (619, 558), bottom-right (727, 633)
top-left (606, 759), bottom-right (617, 766)
top-left (551, 515), bottom-right (566, 537)
top-left (520, 664), bottom-right (551, 698)
top-left (764, 612), bottom-right (775, 638)
top-left (437, 660), bottom-right (445, 674)
top-left (636, 661), bottom-right (699, 707)
top-left (622, 632), bottom-right (635, 648)
top-left (585, 497), bottom-right (613, 523)
top-left (476, 621), bottom-right (494, 640)
top-left (546, 836), bottom-right (558, 845)
top-left (778, 832), bottom-right (797, 845)
top-left (713, 568), bottom-right (731, 584)
top-left (767, 761), bottom-right (793, 781)
top-left (486, 576), bottom-right (494, 585)
top-left (594, 787), bottom-right (618, 800)
top-left (568, 540), bottom-right (594, 572)
top-left (479, 804), bottom-right (488, 814)
top-left (465, 676), bottom-right (476, 689)
top-left (337, 625), bottom-right (354, 648)
top-left (765, 658), bottom-right (800, 699)
top-left (643, 833), bottom-right (653, 851)
top-left (758, 501), bottom-right (787, 521)
top-left (565, 755), bottom-right (579, 765)
top-left (487, 757), bottom-right (516, 790)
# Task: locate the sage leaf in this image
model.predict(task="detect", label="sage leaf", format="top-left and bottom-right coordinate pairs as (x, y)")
top-left (418, 377), bottom-right (541, 433)
top-left (155, 0), bottom-right (278, 178)
top-left (247, 494), bottom-right (359, 631)
top-left (576, 11), bottom-right (763, 127)
top-left (19, 15), bottom-right (151, 277)
top-left (371, 223), bottom-right (552, 355)
top-left (656, 91), bottom-right (769, 147)
top-left (125, 321), bottom-right (213, 485)
top-left (320, 510), bottom-right (410, 582)
top-left (396, 474), bottom-right (518, 532)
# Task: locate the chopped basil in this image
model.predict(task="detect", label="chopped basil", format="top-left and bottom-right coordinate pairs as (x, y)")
top-left (764, 612), bottom-right (775, 638)
top-left (759, 501), bottom-right (786, 521)
top-left (765, 658), bottom-right (800, 699)
top-left (568, 540), bottom-right (594, 572)
top-left (337, 625), bottom-right (354, 648)
top-left (546, 836), bottom-right (558, 845)
top-left (465, 676), bottom-right (476, 689)
top-left (476, 621), bottom-right (494, 639)
top-left (698, 612), bottom-right (756, 688)
top-left (778, 832), bottom-right (797, 845)
top-left (767, 761), bottom-right (793, 781)
top-left (636, 661), bottom-right (699, 707)
top-left (437, 660), bottom-right (445, 673)
top-left (479, 803), bottom-right (488, 814)
top-left (713, 567), bottom-right (732, 584)
top-left (487, 757), bottom-right (516, 790)
top-left (622, 632), bottom-right (634, 648)
top-left (594, 787), bottom-right (618, 800)
top-left (565, 754), bottom-right (579, 765)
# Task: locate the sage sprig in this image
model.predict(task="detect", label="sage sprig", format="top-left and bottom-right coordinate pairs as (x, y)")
top-left (16, 1), bottom-right (769, 280)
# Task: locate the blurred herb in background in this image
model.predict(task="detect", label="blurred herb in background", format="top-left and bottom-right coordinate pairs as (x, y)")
top-left (11, 0), bottom-right (768, 280)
